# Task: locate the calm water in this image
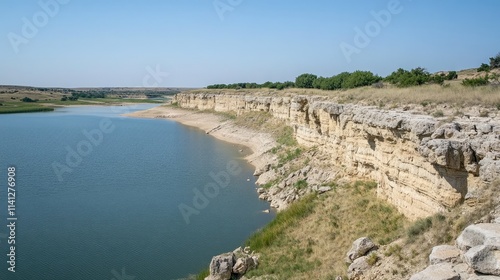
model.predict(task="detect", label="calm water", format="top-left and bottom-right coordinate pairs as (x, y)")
top-left (0, 104), bottom-right (274, 280)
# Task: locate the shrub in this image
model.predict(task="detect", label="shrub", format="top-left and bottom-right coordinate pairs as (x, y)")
top-left (445, 71), bottom-right (458, 80)
top-left (21, 97), bottom-right (37, 102)
top-left (490, 53), bottom-right (500, 69)
top-left (366, 252), bottom-right (379, 266)
top-left (295, 73), bottom-right (318, 88)
top-left (385, 67), bottom-right (431, 87)
top-left (295, 180), bottom-right (308, 190)
top-left (431, 75), bottom-right (445, 85)
top-left (478, 63), bottom-right (490, 72)
top-left (342, 71), bottom-right (382, 89)
top-left (462, 76), bottom-right (490, 87)
top-left (433, 110), bottom-right (444, 117)
top-left (407, 217), bottom-right (432, 239)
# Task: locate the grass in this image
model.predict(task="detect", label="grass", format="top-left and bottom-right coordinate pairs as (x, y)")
top-left (195, 268), bottom-right (209, 280)
top-left (244, 181), bottom-right (407, 279)
top-left (294, 179), bottom-right (308, 190)
top-left (246, 194), bottom-right (318, 251)
top-left (0, 103), bottom-right (55, 114)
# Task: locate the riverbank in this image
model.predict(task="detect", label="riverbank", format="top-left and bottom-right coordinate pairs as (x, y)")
top-left (125, 105), bottom-right (276, 171)
top-left (125, 96), bottom-right (500, 279)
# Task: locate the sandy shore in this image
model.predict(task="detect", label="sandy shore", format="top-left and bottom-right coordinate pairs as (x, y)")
top-left (125, 105), bottom-right (276, 169)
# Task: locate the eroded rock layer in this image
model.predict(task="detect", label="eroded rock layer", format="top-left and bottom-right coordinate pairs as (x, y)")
top-left (176, 92), bottom-right (500, 220)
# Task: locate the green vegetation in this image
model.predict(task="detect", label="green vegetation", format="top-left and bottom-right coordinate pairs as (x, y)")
top-left (384, 67), bottom-right (431, 87)
top-left (478, 63), bottom-right (491, 72)
top-left (244, 181), bottom-right (407, 279)
top-left (366, 252), bottom-right (379, 266)
top-left (207, 54), bottom-right (499, 93)
top-left (21, 97), bottom-right (37, 102)
top-left (275, 126), bottom-right (297, 147)
top-left (294, 179), bottom-right (308, 190)
top-left (407, 217), bottom-right (433, 239)
top-left (246, 194), bottom-right (318, 251)
top-left (0, 105), bottom-right (54, 114)
top-left (295, 73), bottom-right (318, 89)
top-left (462, 75), bottom-right (490, 87)
top-left (490, 53), bottom-right (500, 69)
top-left (195, 268), bottom-right (209, 280)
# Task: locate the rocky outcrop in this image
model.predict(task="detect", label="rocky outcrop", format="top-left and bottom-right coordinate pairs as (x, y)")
top-left (205, 247), bottom-right (259, 280)
top-left (345, 237), bottom-right (379, 280)
top-left (346, 237), bottom-right (378, 263)
top-left (176, 92), bottom-right (500, 220)
top-left (410, 223), bottom-right (500, 279)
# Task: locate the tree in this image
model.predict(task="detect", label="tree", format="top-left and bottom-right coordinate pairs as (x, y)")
top-left (446, 71), bottom-right (458, 80)
top-left (342, 71), bottom-right (382, 89)
top-left (21, 97), bottom-right (36, 102)
top-left (490, 53), bottom-right (500, 69)
top-left (295, 73), bottom-right (317, 88)
top-left (385, 67), bottom-right (430, 87)
top-left (478, 63), bottom-right (491, 72)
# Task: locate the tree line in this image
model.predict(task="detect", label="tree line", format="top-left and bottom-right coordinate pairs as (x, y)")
top-left (207, 53), bottom-right (500, 90)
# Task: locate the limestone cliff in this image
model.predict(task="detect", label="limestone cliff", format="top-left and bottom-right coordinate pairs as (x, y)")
top-left (175, 92), bottom-right (500, 220)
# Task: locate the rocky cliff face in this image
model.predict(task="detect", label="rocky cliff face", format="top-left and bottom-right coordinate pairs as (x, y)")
top-left (176, 92), bottom-right (500, 220)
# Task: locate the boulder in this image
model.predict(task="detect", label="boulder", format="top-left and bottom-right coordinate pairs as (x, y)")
top-left (346, 237), bottom-right (377, 263)
top-left (232, 256), bottom-right (257, 275)
top-left (464, 245), bottom-right (500, 276)
top-left (253, 164), bottom-right (270, 176)
top-left (457, 223), bottom-right (500, 251)
top-left (347, 256), bottom-right (370, 280)
top-left (409, 263), bottom-right (460, 280)
top-left (206, 252), bottom-right (235, 280)
top-left (429, 245), bottom-right (462, 265)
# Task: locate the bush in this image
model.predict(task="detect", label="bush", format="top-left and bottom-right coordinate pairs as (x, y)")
top-left (366, 252), bottom-right (379, 266)
top-left (295, 73), bottom-right (318, 88)
top-left (21, 97), bottom-right (37, 102)
top-left (490, 53), bottom-right (500, 69)
top-left (431, 75), bottom-right (445, 85)
top-left (446, 71), bottom-right (458, 80)
top-left (478, 63), bottom-right (490, 72)
top-left (385, 67), bottom-right (431, 87)
top-left (407, 217), bottom-right (433, 239)
top-left (342, 71), bottom-right (382, 89)
top-left (462, 75), bottom-right (490, 87)
top-left (294, 180), bottom-right (308, 190)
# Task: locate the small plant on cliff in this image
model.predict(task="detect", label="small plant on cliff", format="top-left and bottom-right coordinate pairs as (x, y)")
top-left (276, 126), bottom-right (297, 147)
top-left (366, 252), bottom-right (379, 266)
top-left (407, 217), bottom-right (432, 241)
top-left (432, 110), bottom-right (444, 117)
top-left (294, 179), bottom-right (308, 190)
top-left (278, 148), bottom-right (302, 166)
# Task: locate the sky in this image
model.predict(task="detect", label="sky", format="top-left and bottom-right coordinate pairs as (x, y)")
top-left (0, 0), bottom-right (499, 88)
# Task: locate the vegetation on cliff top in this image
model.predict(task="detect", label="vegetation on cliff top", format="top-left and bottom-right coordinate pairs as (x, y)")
top-left (207, 53), bottom-right (499, 91)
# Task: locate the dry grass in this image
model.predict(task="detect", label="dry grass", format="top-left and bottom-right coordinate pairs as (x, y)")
top-left (187, 80), bottom-right (500, 111)
top-left (245, 181), bottom-right (408, 280)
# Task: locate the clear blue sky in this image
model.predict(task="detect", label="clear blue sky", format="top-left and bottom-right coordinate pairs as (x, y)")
top-left (1, 0), bottom-right (499, 88)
